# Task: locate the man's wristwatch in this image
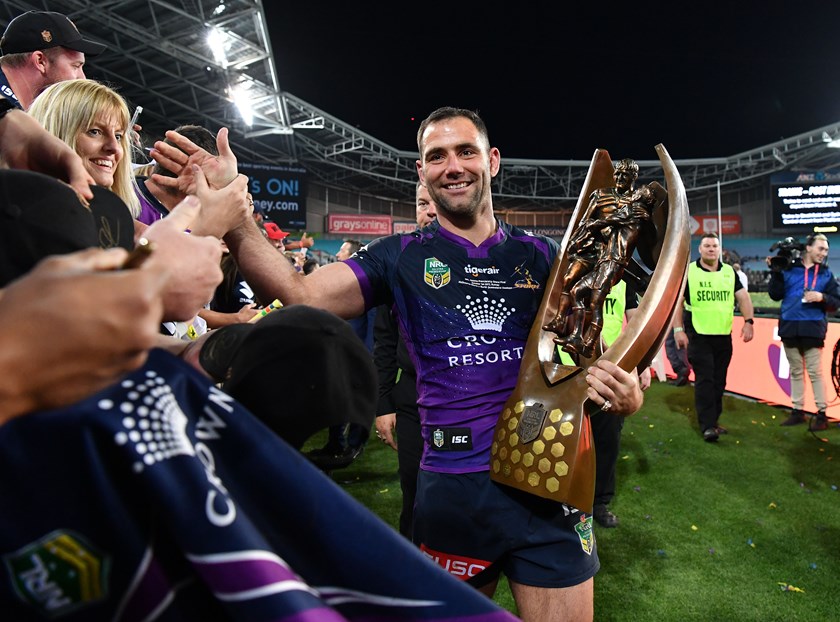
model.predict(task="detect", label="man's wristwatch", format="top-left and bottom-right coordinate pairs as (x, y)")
top-left (744, 318), bottom-right (754, 325)
top-left (673, 326), bottom-right (684, 333)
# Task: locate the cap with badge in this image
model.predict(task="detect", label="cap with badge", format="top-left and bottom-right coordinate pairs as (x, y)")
top-left (0, 169), bottom-right (133, 287)
top-left (0, 11), bottom-right (106, 56)
top-left (199, 304), bottom-right (377, 450)
top-left (263, 222), bottom-right (290, 241)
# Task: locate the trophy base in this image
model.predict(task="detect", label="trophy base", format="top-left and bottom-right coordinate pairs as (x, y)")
top-left (489, 365), bottom-right (596, 513)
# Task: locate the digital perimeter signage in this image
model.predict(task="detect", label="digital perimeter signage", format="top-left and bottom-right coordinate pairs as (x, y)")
top-left (770, 170), bottom-right (840, 232)
top-left (239, 161), bottom-right (307, 230)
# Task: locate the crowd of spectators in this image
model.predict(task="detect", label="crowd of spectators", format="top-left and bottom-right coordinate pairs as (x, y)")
top-left (0, 9), bottom-right (835, 622)
top-left (0, 10), bottom-right (520, 622)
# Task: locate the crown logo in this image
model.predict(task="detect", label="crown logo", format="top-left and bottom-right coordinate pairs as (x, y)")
top-left (455, 290), bottom-right (514, 332)
top-left (108, 370), bottom-right (195, 472)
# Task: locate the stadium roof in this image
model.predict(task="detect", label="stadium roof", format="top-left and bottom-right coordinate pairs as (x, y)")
top-left (3, 0), bottom-right (840, 210)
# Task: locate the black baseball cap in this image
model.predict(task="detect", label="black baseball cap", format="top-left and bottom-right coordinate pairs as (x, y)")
top-left (0, 170), bottom-right (133, 287)
top-left (0, 11), bottom-right (106, 56)
top-left (200, 305), bottom-right (378, 450)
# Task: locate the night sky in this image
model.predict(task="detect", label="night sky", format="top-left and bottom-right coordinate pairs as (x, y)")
top-left (263, 2), bottom-right (840, 162)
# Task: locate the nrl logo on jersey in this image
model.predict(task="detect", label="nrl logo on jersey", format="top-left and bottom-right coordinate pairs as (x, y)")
top-left (5, 530), bottom-right (109, 617)
top-left (575, 515), bottom-right (595, 555)
top-left (424, 258), bottom-right (450, 289)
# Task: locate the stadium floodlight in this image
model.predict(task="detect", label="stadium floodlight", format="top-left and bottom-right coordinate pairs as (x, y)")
top-left (207, 27), bottom-right (228, 68)
top-left (821, 131), bottom-right (840, 148)
top-left (231, 81), bottom-right (253, 126)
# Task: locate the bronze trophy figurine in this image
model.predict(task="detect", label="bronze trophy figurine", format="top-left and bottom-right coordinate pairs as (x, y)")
top-left (489, 145), bottom-right (690, 512)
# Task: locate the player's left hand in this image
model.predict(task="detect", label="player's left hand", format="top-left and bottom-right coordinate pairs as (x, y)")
top-left (586, 359), bottom-right (644, 416)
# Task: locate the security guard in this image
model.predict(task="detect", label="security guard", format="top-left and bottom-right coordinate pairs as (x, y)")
top-left (673, 232), bottom-right (754, 442)
top-left (557, 278), bottom-right (650, 527)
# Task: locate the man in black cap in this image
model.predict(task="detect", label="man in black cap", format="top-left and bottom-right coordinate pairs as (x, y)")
top-left (0, 10), bottom-right (105, 109)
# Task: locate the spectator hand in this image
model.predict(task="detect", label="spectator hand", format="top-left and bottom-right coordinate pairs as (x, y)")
top-left (186, 165), bottom-right (252, 238)
top-left (802, 290), bottom-right (823, 304)
top-left (0, 109), bottom-right (94, 201)
top-left (375, 413), bottom-right (398, 450)
top-left (235, 302), bottom-right (259, 323)
top-left (141, 195), bottom-right (224, 321)
top-left (150, 126), bottom-right (238, 192)
top-left (0, 248), bottom-right (168, 424)
top-left (639, 367), bottom-right (652, 391)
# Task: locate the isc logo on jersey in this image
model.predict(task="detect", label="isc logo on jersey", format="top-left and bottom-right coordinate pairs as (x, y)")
top-left (424, 258), bottom-right (450, 289)
top-left (432, 427), bottom-right (472, 450)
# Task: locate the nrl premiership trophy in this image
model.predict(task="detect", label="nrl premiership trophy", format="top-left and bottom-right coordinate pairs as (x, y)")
top-left (489, 145), bottom-right (690, 512)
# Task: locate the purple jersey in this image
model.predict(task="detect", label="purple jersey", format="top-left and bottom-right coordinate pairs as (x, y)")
top-left (347, 220), bottom-right (559, 473)
top-left (0, 350), bottom-right (517, 621)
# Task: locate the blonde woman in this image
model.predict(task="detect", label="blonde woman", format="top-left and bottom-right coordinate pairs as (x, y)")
top-left (28, 78), bottom-right (142, 219)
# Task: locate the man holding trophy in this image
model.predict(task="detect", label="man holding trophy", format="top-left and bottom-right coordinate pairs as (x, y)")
top-left (219, 106), bottom-right (691, 621)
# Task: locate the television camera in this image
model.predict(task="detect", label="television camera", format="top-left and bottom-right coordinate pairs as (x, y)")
top-left (768, 237), bottom-right (805, 272)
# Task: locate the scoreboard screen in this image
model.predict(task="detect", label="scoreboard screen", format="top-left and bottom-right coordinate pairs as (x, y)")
top-left (771, 172), bottom-right (840, 231)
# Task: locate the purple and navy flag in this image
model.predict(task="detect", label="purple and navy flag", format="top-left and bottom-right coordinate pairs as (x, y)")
top-left (0, 349), bottom-right (518, 621)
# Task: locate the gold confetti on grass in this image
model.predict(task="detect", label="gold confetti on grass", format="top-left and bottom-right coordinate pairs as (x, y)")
top-left (777, 583), bottom-right (805, 593)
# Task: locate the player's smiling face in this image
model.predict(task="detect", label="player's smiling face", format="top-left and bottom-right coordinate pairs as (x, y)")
top-left (417, 116), bottom-right (499, 220)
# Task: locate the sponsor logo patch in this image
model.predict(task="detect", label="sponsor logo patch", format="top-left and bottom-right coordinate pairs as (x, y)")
top-left (455, 290), bottom-right (514, 331)
top-left (419, 544), bottom-right (489, 580)
top-left (575, 514), bottom-right (595, 555)
top-left (430, 427), bottom-right (472, 451)
top-left (464, 264), bottom-right (500, 277)
top-left (4, 530), bottom-right (108, 617)
top-left (513, 265), bottom-right (540, 290)
top-left (424, 257), bottom-right (450, 289)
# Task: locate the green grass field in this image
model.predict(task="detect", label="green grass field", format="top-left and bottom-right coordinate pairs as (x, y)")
top-left (309, 380), bottom-right (840, 620)
top-left (750, 291), bottom-right (779, 315)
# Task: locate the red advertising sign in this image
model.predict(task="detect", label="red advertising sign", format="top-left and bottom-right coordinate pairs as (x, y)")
top-left (658, 317), bottom-right (839, 420)
top-left (327, 214), bottom-right (392, 236)
top-left (689, 214), bottom-right (742, 235)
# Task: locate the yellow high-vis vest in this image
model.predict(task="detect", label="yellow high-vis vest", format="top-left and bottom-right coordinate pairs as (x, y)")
top-left (557, 279), bottom-right (627, 364)
top-left (684, 262), bottom-right (735, 335)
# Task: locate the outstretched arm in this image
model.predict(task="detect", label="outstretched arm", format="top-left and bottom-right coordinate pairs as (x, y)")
top-left (224, 219), bottom-right (366, 319)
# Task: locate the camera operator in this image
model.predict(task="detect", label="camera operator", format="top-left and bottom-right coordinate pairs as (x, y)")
top-left (767, 233), bottom-right (839, 430)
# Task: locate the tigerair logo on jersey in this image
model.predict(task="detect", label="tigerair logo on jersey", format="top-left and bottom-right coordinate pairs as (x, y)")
top-left (464, 264), bottom-right (500, 277)
top-left (5, 530), bottom-right (109, 617)
top-left (424, 257), bottom-right (450, 289)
